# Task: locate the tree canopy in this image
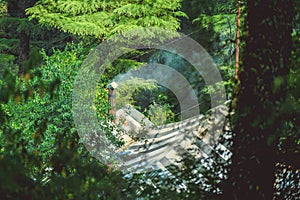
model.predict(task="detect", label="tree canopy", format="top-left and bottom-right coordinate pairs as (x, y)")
top-left (26, 0), bottom-right (187, 38)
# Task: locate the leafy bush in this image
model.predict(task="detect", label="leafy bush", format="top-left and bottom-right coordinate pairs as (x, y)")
top-left (0, 44), bottom-right (137, 199)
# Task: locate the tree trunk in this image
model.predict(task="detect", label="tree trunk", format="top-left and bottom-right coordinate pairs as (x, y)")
top-left (224, 0), bottom-right (294, 199)
top-left (7, 0), bottom-right (36, 74)
top-left (18, 29), bottom-right (30, 74)
top-left (18, 0), bottom-right (30, 75)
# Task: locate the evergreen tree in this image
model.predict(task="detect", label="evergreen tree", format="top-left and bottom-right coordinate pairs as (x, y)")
top-left (3, 0), bottom-right (36, 74)
top-left (26, 0), bottom-right (187, 39)
top-left (0, 0), bottom-right (71, 74)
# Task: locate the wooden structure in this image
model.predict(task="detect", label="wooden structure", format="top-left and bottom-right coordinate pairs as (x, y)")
top-left (108, 82), bottom-right (118, 116)
top-left (108, 83), bottom-right (231, 173)
top-left (115, 104), bottom-right (231, 173)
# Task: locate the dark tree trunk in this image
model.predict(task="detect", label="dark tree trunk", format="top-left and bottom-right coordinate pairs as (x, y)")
top-left (224, 0), bottom-right (294, 199)
top-left (18, 29), bottom-right (30, 74)
top-left (18, 0), bottom-right (30, 74)
top-left (7, 0), bottom-right (36, 74)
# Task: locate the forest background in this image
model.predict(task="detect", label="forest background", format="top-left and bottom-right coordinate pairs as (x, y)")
top-left (0, 0), bottom-right (299, 199)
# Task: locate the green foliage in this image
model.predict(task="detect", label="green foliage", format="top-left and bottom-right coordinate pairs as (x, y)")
top-left (193, 13), bottom-right (240, 66)
top-left (276, 27), bottom-right (300, 169)
top-left (148, 49), bottom-right (235, 116)
top-left (116, 77), bottom-right (158, 109)
top-left (0, 0), bottom-right (299, 199)
top-left (145, 1), bottom-right (239, 116)
top-left (0, 38), bottom-right (19, 54)
top-left (26, 0), bottom-right (188, 128)
top-left (0, 52), bottom-right (18, 102)
top-left (0, 44), bottom-right (136, 199)
top-left (2, 43), bottom-right (83, 168)
top-left (27, 0), bottom-right (186, 38)
top-left (0, 0), bottom-right (6, 16)
top-left (201, 65), bottom-right (235, 103)
top-left (0, 0), bottom-right (72, 74)
top-left (146, 100), bottom-right (175, 125)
